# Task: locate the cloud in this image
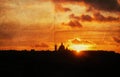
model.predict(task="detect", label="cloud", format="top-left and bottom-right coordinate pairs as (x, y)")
top-left (55, 4), bottom-right (71, 12)
top-left (71, 38), bottom-right (82, 44)
top-left (81, 14), bottom-right (92, 21)
top-left (93, 12), bottom-right (119, 21)
top-left (61, 19), bottom-right (82, 29)
top-left (69, 14), bottom-right (80, 20)
top-left (69, 13), bottom-right (119, 22)
top-left (52, 0), bottom-right (120, 12)
top-left (68, 20), bottom-right (82, 28)
top-left (71, 38), bottom-right (92, 44)
top-left (35, 43), bottom-right (49, 48)
top-left (85, 0), bottom-right (120, 12)
top-left (113, 37), bottom-right (120, 43)
top-left (51, 0), bottom-right (82, 3)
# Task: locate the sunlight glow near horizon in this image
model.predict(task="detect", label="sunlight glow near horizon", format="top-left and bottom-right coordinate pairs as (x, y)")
top-left (68, 44), bottom-right (92, 52)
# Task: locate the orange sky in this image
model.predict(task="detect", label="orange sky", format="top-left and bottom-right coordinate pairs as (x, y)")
top-left (0, 0), bottom-right (120, 53)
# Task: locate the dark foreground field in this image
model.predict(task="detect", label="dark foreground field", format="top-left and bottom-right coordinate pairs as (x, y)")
top-left (0, 50), bottom-right (120, 77)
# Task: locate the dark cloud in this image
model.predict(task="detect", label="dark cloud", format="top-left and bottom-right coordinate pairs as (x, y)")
top-left (54, 2), bottom-right (71, 12)
top-left (55, 5), bottom-right (71, 12)
top-left (52, 0), bottom-right (120, 12)
top-left (113, 37), bottom-right (120, 43)
top-left (93, 12), bottom-right (119, 21)
top-left (93, 13), bottom-right (106, 21)
top-left (69, 14), bottom-right (80, 20)
top-left (81, 15), bottom-right (92, 21)
top-left (62, 7), bottom-right (71, 12)
top-left (85, 0), bottom-right (120, 12)
top-left (52, 0), bottom-right (82, 3)
top-left (68, 20), bottom-right (82, 28)
top-left (52, 0), bottom-right (70, 3)
top-left (35, 43), bottom-right (49, 48)
top-left (69, 13), bottom-right (119, 22)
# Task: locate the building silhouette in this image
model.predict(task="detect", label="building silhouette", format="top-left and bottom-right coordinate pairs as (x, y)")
top-left (54, 44), bottom-right (57, 51)
top-left (58, 43), bottom-right (66, 51)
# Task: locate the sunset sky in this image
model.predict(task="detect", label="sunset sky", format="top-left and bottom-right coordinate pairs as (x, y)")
top-left (0, 0), bottom-right (120, 53)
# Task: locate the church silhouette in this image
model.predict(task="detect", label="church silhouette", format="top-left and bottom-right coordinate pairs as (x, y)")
top-left (55, 43), bottom-right (67, 52)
